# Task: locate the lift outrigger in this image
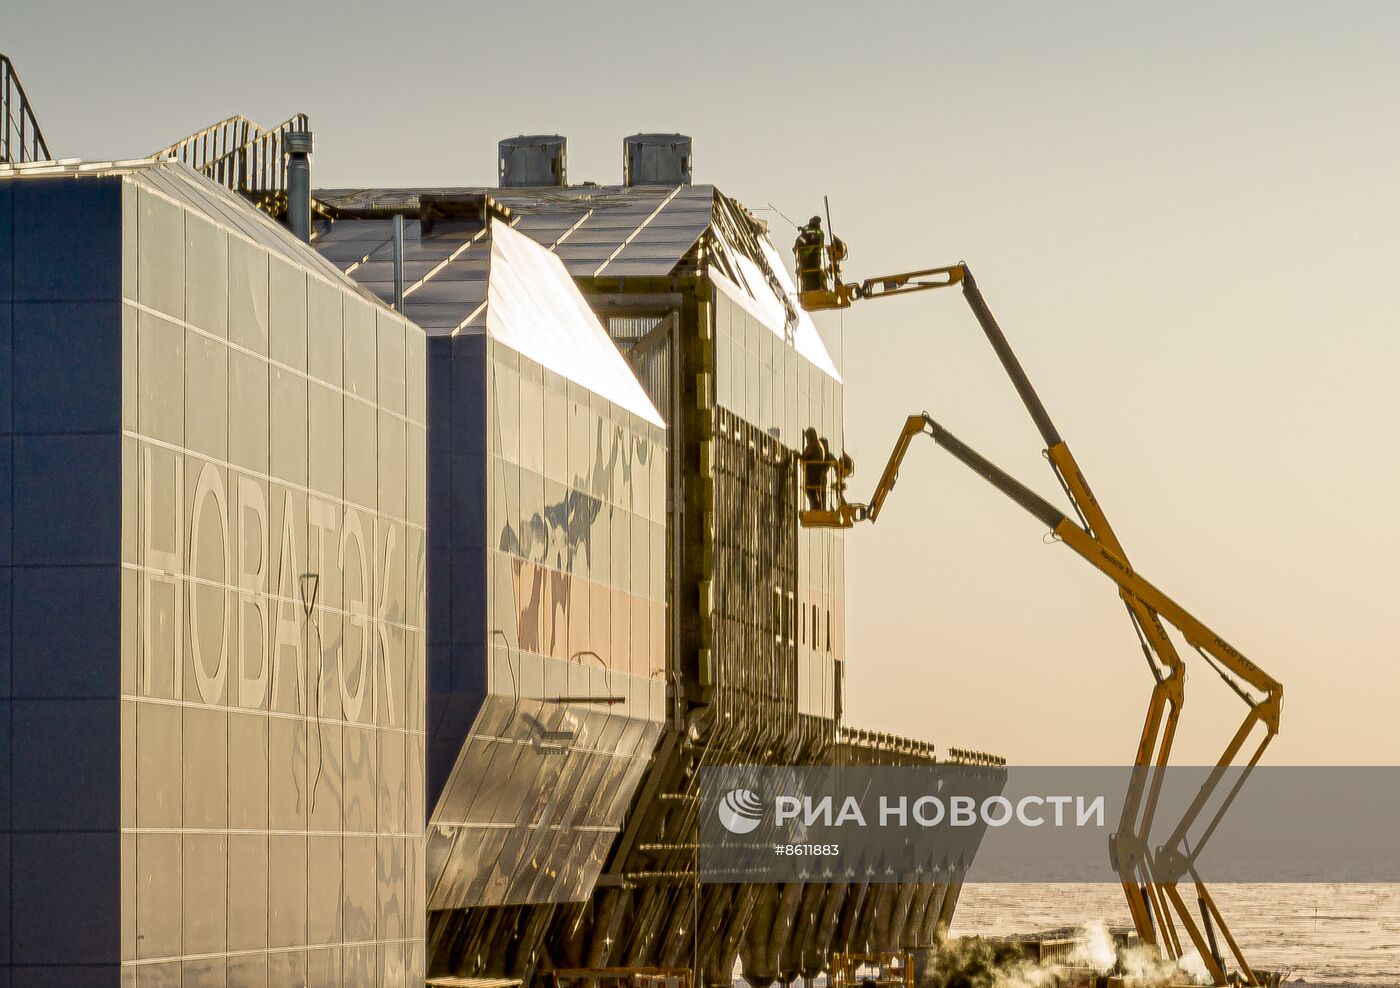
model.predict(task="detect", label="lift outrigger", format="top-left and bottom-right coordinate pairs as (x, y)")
top-left (794, 231), bottom-right (1283, 987)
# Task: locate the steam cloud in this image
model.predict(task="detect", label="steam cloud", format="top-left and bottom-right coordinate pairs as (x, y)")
top-left (922, 921), bottom-right (1223, 988)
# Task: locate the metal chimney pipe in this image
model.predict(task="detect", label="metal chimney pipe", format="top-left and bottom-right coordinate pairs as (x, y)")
top-left (284, 129), bottom-right (314, 242)
top-left (624, 134), bottom-right (692, 186)
top-left (499, 135), bottom-right (567, 188)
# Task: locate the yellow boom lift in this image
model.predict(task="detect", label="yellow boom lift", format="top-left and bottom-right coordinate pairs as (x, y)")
top-left (794, 232), bottom-right (1283, 987)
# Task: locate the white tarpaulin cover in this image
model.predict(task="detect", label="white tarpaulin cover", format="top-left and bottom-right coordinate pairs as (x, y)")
top-left (486, 219), bottom-right (665, 427)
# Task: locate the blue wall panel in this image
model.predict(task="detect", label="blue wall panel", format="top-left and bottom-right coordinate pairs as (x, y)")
top-left (11, 699), bottom-right (121, 832)
top-left (10, 832), bottom-right (120, 965)
top-left (0, 183), bottom-right (12, 302)
top-left (11, 179), bottom-right (121, 303)
top-left (2, 177), bottom-right (124, 985)
top-left (11, 566), bottom-right (119, 698)
top-left (12, 434), bottom-right (120, 566)
top-left (425, 332), bottom-right (488, 815)
top-left (0, 436), bottom-right (10, 569)
top-left (12, 300), bottom-right (121, 434)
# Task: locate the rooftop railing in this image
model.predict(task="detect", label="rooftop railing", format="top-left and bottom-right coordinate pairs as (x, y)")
top-left (150, 112), bottom-right (311, 214)
top-left (1, 53), bottom-right (52, 164)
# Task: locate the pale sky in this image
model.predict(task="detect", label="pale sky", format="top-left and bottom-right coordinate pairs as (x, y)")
top-left (9, 0), bottom-right (1398, 765)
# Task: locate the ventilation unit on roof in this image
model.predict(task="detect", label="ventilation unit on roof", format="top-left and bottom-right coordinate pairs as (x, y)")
top-left (499, 135), bottom-right (567, 188)
top-left (624, 134), bottom-right (692, 186)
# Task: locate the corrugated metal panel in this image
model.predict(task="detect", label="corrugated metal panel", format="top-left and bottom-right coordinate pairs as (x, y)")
top-left (608, 315), bottom-right (661, 341)
top-left (610, 315), bottom-right (673, 425)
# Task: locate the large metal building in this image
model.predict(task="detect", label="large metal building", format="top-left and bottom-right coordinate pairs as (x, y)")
top-left (0, 157), bottom-right (427, 987)
top-left (311, 134), bottom-right (997, 987)
top-left (0, 58), bottom-right (1003, 988)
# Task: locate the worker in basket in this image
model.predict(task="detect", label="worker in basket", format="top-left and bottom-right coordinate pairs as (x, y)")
top-left (801, 427), bottom-right (832, 510)
top-left (794, 215), bottom-right (829, 293)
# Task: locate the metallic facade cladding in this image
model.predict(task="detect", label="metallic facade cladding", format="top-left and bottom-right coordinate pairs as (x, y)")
top-left (408, 185), bottom-right (848, 985)
top-left (391, 222), bottom-right (669, 910)
top-left (0, 162), bottom-right (428, 988)
top-left (424, 331), bottom-right (666, 909)
top-left (313, 187), bottom-right (844, 727)
top-left (710, 271), bottom-right (844, 721)
top-left (314, 179), bottom-right (954, 985)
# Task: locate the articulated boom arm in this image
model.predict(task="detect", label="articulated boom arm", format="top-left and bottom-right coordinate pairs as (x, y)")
top-left (800, 263), bottom-right (1283, 987)
top-left (798, 261), bottom-right (967, 312)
